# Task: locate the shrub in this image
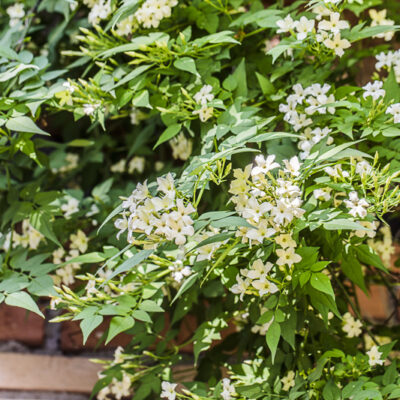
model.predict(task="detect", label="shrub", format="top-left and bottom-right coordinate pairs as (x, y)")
top-left (1, 0), bottom-right (400, 399)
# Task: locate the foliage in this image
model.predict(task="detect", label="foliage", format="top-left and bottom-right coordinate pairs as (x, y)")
top-left (1, 0), bottom-right (400, 399)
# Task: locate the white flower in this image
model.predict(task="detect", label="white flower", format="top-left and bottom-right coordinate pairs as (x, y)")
top-left (342, 312), bottom-right (362, 338)
top-left (230, 275), bottom-right (251, 300)
top-left (283, 156), bottom-right (301, 177)
top-left (375, 51), bottom-right (395, 70)
top-left (355, 160), bottom-right (372, 177)
top-left (362, 81), bottom-right (385, 101)
top-left (69, 230), bottom-right (89, 253)
top-left (128, 156), bottom-right (145, 174)
top-left (110, 372), bottom-right (131, 400)
top-left (193, 85), bottom-right (214, 105)
top-left (318, 12), bottom-right (349, 34)
top-left (252, 275), bottom-right (279, 296)
top-left (276, 15), bottom-right (296, 33)
top-left (221, 378), bottom-right (235, 400)
top-left (193, 106), bottom-right (213, 122)
top-left (115, 15), bottom-right (134, 36)
top-left (281, 370), bottom-right (296, 391)
top-left (161, 381), bottom-right (177, 400)
top-left (245, 220), bottom-right (276, 243)
top-left (252, 154), bottom-right (280, 176)
top-left (170, 132), bottom-right (193, 161)
top-left (276, 247), bottom-right (302, 268)
top-left (313, 188), bottom-right (332, 201)
top-left (7, 4), bottom-right (25, 26)
top-left (386, 103), bottom-right (400, 123)
top-left (52, 248), bottom-right (65, 264)
top-left (294, 16), bottom-right (314, 40)
top-left (135, 0), bottom-right (178, 29)
top-left (367, 345), bottom-right (384, 367)
top-left (169, 260), bottom-right (192, 283)
top-left (344, 191), bottom-right (369, 218)
top-left (83, 103), bottom-right (100, 115)
top-left (61, 197), bottom-right (79, 218)
top-left (63, 81), bottom-right (75, 93)
top-left (246, 260), bottom-right (274, 280)
top-left (275, 234), bottom-right (296, 249)
top-left (324, 164), bottom-right (349, 179)
top-left (88, 0), bottom-right (112, 25)
top-left (323, 33), bottom-right (350, 57)
top-left (111, 159), bottom-right (126, 173)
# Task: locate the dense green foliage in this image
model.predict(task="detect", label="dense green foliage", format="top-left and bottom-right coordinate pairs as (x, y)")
top-left (1, 0), bottom-right (400, 399)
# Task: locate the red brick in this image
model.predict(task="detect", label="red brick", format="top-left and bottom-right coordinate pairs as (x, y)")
top-left (356, 285), bottom-right (392, 322)
top-left (60, 319), bottom-right (131, 352)
top-left (0, 304), bottom-right (45, 346)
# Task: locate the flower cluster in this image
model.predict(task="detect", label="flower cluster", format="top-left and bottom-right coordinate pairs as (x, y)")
top-left (369, 9), bottom-right (395, 42)
top-left (276, 5), bottom-right (351, 57)
top-left (111, 156), bottom-right (146, 174)
top-left (368, 225), bottom-right (395, 267)
top-left (10, 220), bottom-right (44, 250)
top-left (52, 153), bottom-right (79, 174)
top-left (229, 155), bottom-right (305, 244)
top-left (192, 84), bottom-right (215, 122)
top-left (97, 371), bottom-right (132, 400)
top-left (169, 132), bottom-right (193, 161)
top-left (135, 0), bottom-right (178, 29)
top-left (114, 173), bottom-right (196, 246)
top-left (53, 230), bottom-right (89, 286)
top-left (87, 0), bottom-right (112, 26)
top-left (230, 259), bottom-right (278, 300)
top-left (375, 49), bottom-right (400, 82)
top-left (6, 3), bottom-right (25, 27)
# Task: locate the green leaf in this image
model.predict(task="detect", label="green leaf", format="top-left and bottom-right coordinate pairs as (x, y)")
top-left (324, 219), bottom-right (370, 231)
top-left (210, 216), bottom-right (254, 229)
top-left (106, 316), bottom-right (135, 344)
top-left (112, 64), bottom-right (152, 89)
top-left (348, 24), bottom-right (400, 42)
top-left (97, 204), bottom-right (123, 234)
top-left (132, 90), bottom-right (152, 109)
top-left (132, 309), bottom-right (152, 323)
top-left (354, 244), bottom-right (387, 272)
top-left (266, 320), bottom-right (280, 363)
top-left (310, 273), bottom-right (335, 298)
top-left (107, 249), bottom-right (153, 281)
top-left (173, 57), bottom-right (198, 76)
top-left (139, 300), bottom-right (163, 313)
top-left (80, 315), bottom-right (103, 344)
top-left (153, 124), bottom-right (181, 149)
top-left (5, 291), bottom-right (44, 318)
top-left (171, 273), bottom-right (199, 304)
top-left (57, 252), bottom-right (106, 267)
top-left (256, 72), bottom-right (275, 95)
top-left (28, 276), bottom-right (57, 297)
top-left (30, 211), bottom-right (61, 247)
top-left (67, 139), bottom-right (95, 147)
top-left (232, 59), bottom-right (247, 98)
top-left (6, 116), bottom-right (49, 136)
top-left (342, 252), bottom-right (367, 293)
top-left (281, 312), bottom-right (297, 349)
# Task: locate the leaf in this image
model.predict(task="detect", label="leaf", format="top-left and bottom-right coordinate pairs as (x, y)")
top-left (173, 57), bottom-right (198, 76)
top-left (267, 43), bottom-right (293, 63)
top-left (132, 309), bottom-right (152, 323)
top-left (30, 211), bottom-right (61, 247)
top-left (6, 116), bottom-right (49, 136)
top-left (28, 276), bottom-right (57, 297)
top-left (323, 219), bottom-right (370, 231)
top-left (316, 140), bottom-right (362, 162)
top-left (281, 312), bottom-right (297, 350)
top-left (5, 291), bottom-right (44, 318)
top-left (106, 316), bottom-right (135, 344)
top-left (193, 232), bottom-right (233, 250)
top-left (107, 249), bottom-right (153, 281)
top-left (80, 315), bottom-right (103, 344)
top-left (232, 59), bottom-right (247, 98)
top-left (341, 252), bottom-right (367, 293)
top-left (139, 300), bottom-right (164, 313)
top-left (171, 273), bottom-right (199, 304)
top-left (210, 216), bottom-right (254, 229)
top-left (153, 124), bottom-right (181, 149)
top-left (67, 139), bottom-right (95, 147)
top-left (97, 203), bottom-right (123, 234)
top-left (112, 64), bottom-right (152, 89)
top-left (354, 244), bottom-right (387, 272)
top-left (57, 252), bottom-right (106, 267)
top-left (132, 90), bottom-right (152, 109)
top-left (256, 72), bottom-right (275, 95)
top-left (348, 24), bottom-right (400, 42)
top-left (266, 320), bottom-right (280, 363)
top-left (310, 273), bottom-right (335, 298)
